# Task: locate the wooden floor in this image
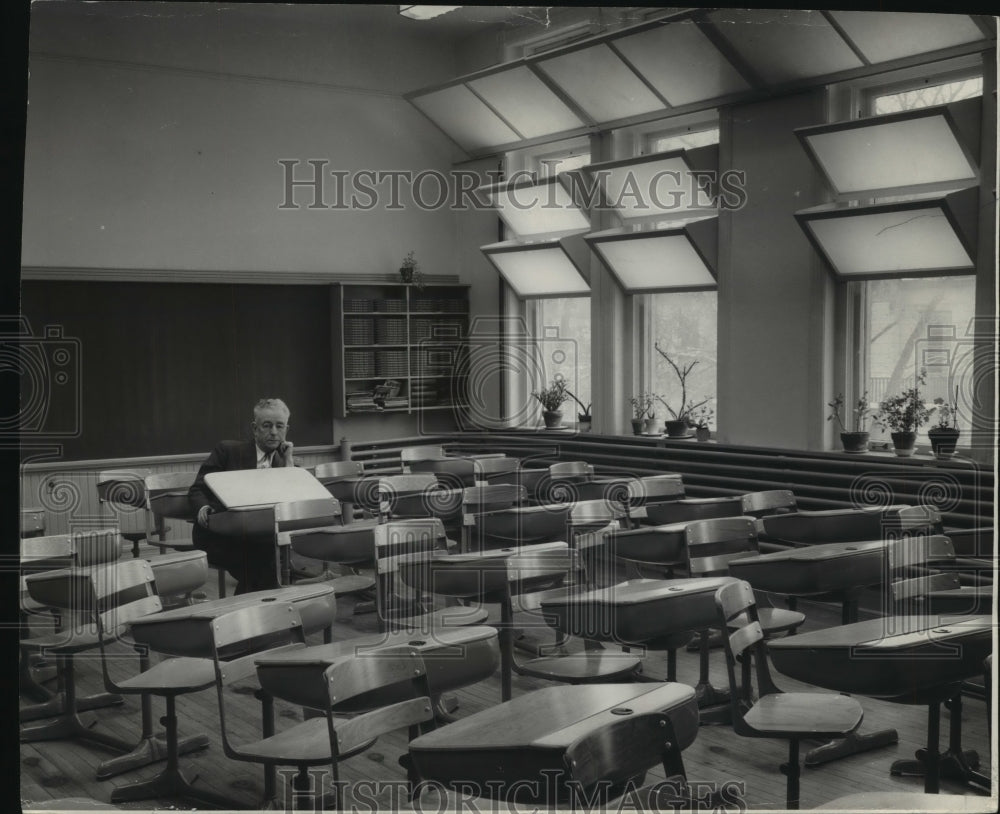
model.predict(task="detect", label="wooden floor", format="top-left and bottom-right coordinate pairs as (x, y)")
top-left (19, 549), bottom-right (996, 812)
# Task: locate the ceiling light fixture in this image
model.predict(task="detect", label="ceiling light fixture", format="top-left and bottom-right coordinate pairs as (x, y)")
top-left (399, 6), bottom-right (460, 21)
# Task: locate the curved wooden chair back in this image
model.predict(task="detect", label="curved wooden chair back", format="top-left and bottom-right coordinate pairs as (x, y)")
top-left (378, 474), bottom-right (445, 519)
top-left (145, 472), bottom-right (199, 521)
top-left (740, 490), bottom-right (796, 517)
top-left (273, 498), bottom-right (342, 534)
top-left (886, 534), bottom-right (955, 573)
top-left (374, 519), bottom-right (449, 628)
top-left (473, 456), bottom-right (521, 482)
top-left (410, 457), bottom-right (476, 489)
top-left (891, 504), bottom-right (944, 534)
top-left (548, 461), bottom-right (594, 479)
top-left (284, 520), bottom-right (376, 568)
top-left (97, 469), bottom-right (150, 508)
top-left (463, 484), bottom-right (527, 513)
top-left (313, 460), bottom-right (365, 481)
top-left (627, 474), bottom-right (685, 505)
top-left (400, 445), bottom-right (448, 471)
top-left (715, 580), bottom-right (780, 715)
top-left (684, 517), bottom-right (760, 577)
top-left (562, 712), bottom-right (686, 795)
top-left (646, 497), bottom-right (743, 525)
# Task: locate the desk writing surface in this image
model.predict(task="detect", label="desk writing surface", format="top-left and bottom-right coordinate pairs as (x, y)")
top-left (205, 467), bottom-right (330, 509)
top-left (727, 539), bottom-right (888, 595)
top-left (767, 615), bottom-right (992, 697)
top-left (409, 682), bottom-right (696, 750)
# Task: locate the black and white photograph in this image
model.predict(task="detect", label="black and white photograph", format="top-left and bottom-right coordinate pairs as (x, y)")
top-left (7, 2), bottom-right (998, 812)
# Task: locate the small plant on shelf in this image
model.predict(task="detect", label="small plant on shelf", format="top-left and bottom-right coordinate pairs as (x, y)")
top-left (690, 403), bottom-right (714, 441)
top-left (928, 388), bottom-right (961, 460)
top-left (531, 375), bottom-right (569, 429)
top-left (399, 250), bottom-right (424, 289)
top-left (827, 391), bottom-right (872, 453)
top-left (628, 392), bottom-right (655, 435)
top-left (874, 370), bottom-right (932, 457)
top-left (653, 342), bottom-right (711, 437)
top-left (565, 387), bottom-right (592, 431)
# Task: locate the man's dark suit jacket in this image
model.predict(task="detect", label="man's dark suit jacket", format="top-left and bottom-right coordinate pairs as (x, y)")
top-left (188, 439), bottom-right (293, 547)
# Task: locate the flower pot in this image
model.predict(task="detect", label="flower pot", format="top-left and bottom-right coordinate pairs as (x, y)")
top-left (664, 419), bottom-right (689, 438)
top-left (890, 431), bottom-right (917, 457)
top-left (928, 427), bottom-right (960, 460)
top-left (400, 267), bottom-right (414, 284)
top-left (577, 415), bottom-right (592, 433)
top-left (840, 431), bottom-right (870, 453)
top-left (695, 426), bottom-right (711, 442)
top-left (542, 410), bottom-right (563, 430)
top-left (631, 419), bottom-right (644, 436)
top-left (642, 418), bottom-right (659, 435)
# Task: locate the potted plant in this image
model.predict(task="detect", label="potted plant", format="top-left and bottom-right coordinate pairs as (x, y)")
top-left (654, 343), bottom-right (710, 438)
top-left (628, 393), bottom-right (654, 435)
top-left (531, 375), bottom-right (569, 430)
top-left (566, 388), bottom-right (592, 433)
top-left (827, 391), bottom-right (872, 453)
top-left (399, 250), bottom-right (424, 288)
top-left (928, 389), bottom-right (961, 460)
top-left (874, 370), bottom-right (932, 457)
top-left (691, 404), bottom-right (714, 442)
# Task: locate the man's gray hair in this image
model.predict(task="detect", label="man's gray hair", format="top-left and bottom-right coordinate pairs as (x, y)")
top-left (253, 398), bottom-right (290, 419)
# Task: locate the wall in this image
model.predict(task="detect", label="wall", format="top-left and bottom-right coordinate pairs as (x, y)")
top-left (717, 90), bottom-right (833, 450)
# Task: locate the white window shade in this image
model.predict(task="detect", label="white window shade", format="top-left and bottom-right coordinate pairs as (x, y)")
top-left (796, 188), bottom-right (979, 279)
top-left (409, 84), bottom-right (520, 152)
top-left (468, 66), bottom-right (587, 138)
top-left (481, 176), bottom-right (591, 240)
top-left (828, 12), bottom-right (986, 64)
top-left (796, 99), bottom-right (981, 198)
top-left (584, 146), bottom-right (719, 222)
top-left (534, 43), bottom-right (666, 123)
top-left (482, 239), bottom-right (590, 298)
top-left (585, 218), bottom-right (719, 293)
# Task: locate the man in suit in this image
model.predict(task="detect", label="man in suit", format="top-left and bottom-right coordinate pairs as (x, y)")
top-left (188, 398), bottom-right (294, 594)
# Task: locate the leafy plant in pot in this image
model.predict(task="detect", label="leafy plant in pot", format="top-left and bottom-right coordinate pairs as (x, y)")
top-left (532, 375), bottom-right (569, 430)
top-left (628, 392), bottom-right (655, 435)
top-left (928, 389), bottom-right (961, 460)
top-left (691, 404), bottom-right (714, 442)
top-left (399, 250), bottom-right (424, 289)
top-left (874, 370), bottom-right (932, 457)
top-left (827, 391), bottom-right (872, 453)
top-left (565, 388), bottom-right (592, 433)
top-left (654, 343), bottom-right (710, 438)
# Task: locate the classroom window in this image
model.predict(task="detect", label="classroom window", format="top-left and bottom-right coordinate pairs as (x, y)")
top-left (645, 127), bottom-right (720, 154)
top-left (646, 291), bottom-right (717, 423)
top-left (532, 296), bottom-right (592, 417)
top-left (851, 71), bottom-right (981, 448)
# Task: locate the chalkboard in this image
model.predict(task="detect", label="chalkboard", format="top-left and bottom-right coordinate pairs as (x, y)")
top-left (19, 280), bottom-right (333, 460)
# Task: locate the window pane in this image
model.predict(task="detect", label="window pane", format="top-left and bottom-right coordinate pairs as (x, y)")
top-left (648, 128), bottom-right (719, 154)
top-left (535, 297), bottom-right (591, 416)
top-left (865, 276), bottom-right (976, 442)
top-left (873, 77), bottom-right (983, 114)
top-left (648, 291), bottom-right (717, 423)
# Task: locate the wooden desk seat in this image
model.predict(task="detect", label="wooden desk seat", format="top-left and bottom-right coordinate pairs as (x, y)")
top-left (409, 682), bottom-right (699, 806)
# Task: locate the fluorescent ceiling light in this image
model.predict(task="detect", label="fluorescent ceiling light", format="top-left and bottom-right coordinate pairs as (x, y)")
top-left (584, 146), bottom-right (719, 222)
top-left (482, 176), bottom-right (590, 240)
top-left (585, 218), bottom-right (718, 293)
top-left (481, 239), bottom-right (590, 298)
top-left (399, 6), bottom-right (459, 21)
top-left (796, 188), bottom-right (978, 279)
top-left (797, 99), bottom-right (980, 198)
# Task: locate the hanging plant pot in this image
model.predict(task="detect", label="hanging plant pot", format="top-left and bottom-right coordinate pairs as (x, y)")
top-left (927, 427), bottom-right (960, 460)
top-left (542, 410), bottom-right (563, 430)
top-left (890, 431), bottom-right (917, 457)
top-left (631, 419), bottom-right (644, 436)
top-left (664, 419), bottom-right (690, 438)
top-left (840, 431), bottom-right (870, 453)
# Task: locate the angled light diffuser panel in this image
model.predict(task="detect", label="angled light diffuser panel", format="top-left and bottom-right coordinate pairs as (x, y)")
top-left (585, 218), bottom-right (719, 292)
top-left (614, 20), bottom-right (752, 105)
top-left (468, 66), bottom-right (587, 138)
top-left (586, 147), bottom-right (718, 221)
top-left (796, 188), bottom-right (979, 279)
top-left (708, 9), bottom-right (863, 85)
top-left (797, 100), bottom-right (981, 197)
top-left (484, 177), bottom-right (590, 239)
top-left (534, 44), bottom-right (665, 123)
top-left (828, 12), bottom-right (986, 64)
top-left (409, 84), bottom-right (519, 152)
top-left (482, 240), bottom-right (590, 298)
